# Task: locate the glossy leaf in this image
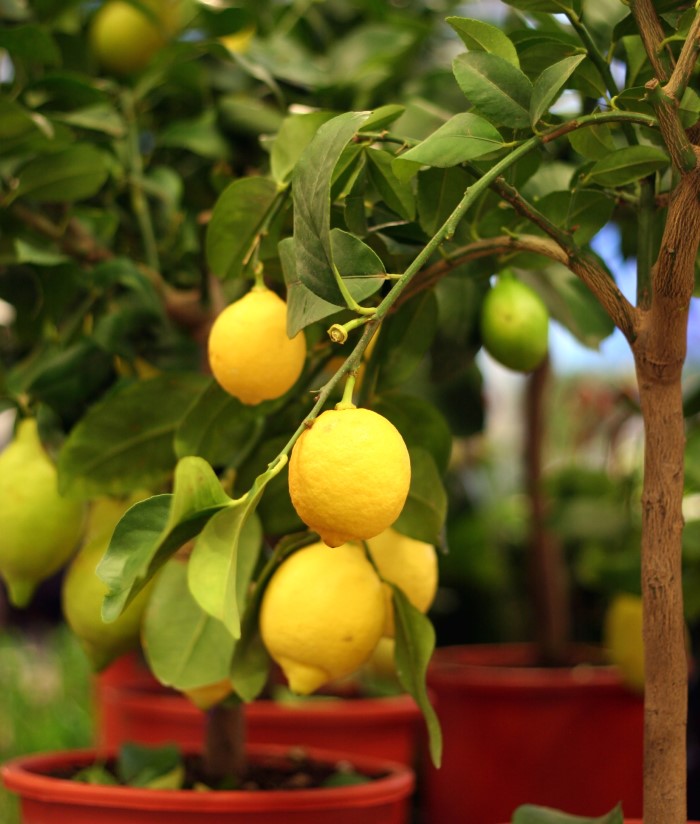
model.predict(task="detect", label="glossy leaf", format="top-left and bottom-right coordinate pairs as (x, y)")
top-left (393, 447), bottom-right (448, 544)
top-left (206, 177), bottom-right (279, 279)
top-left (330, 228), bottom-right (386, 295)
top-left (567, 124), bottom-right (616, 160)
top-left (187, 507), bottom-right (263, 637)
top-left (98, 457), bottom-right (232, 620)
top-left (280, 237), bottom-right (342, 337)
top-left (270, 111), bottom-right (338, 184)
top-left (399, 113), bottom-right (504, 169)
top-left (530, 54), bottom-right (586, 127)
top-left (11, 146), bottom-right (110, 204)
top-left (143, 559), bottom-right (236, 691)
top-left (57, 373), bottom-right (210, 498)
top-left (446, 17), bottom-right (519, 67)
top-left (583, 146), bottom-right (669, 187)
top-left (365, 148), bottom-right (416, 220)
top-left (501, 0), bottom-right (581, 13)
top-left (417, 166), bottom-right (472, 238)
top-left (175, 380), bottom-right (264, 469)
top-left (453, 52), bottom-right (532, 130)
top-left (292, 111), bottom-right (371, 304)
top-left (392, 586), bottom-right (442, 767)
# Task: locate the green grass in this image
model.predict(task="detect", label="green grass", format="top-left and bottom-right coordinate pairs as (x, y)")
top-left (0, 624), bottom-right (95, 824)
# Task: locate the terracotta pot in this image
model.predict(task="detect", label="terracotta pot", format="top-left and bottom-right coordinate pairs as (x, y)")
top-left (1, 744), bottom-right (415, 824)
top-left (95, 657), bottom-right (422, 766)
top-left (424, 644), bottom-right (644, 824)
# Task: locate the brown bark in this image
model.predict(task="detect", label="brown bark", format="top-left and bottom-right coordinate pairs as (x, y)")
top-left (525, 357), bottom-right (571, 666)
top-left (632, 168), bottom-right (700, 824)
top-left (203, 701), bottom-right (247, 784)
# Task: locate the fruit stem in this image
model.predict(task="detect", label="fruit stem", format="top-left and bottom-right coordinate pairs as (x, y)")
top-left (335, 374), bottom-right (357, 410)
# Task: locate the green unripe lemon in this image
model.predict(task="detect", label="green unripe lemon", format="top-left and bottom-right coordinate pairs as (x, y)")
top-left (480, 277), bottom-right (549, 372)
top-left (0, 419), bottom-right (86, 607)
top-left (89, 0), bottom-right (182, 76)
top-left (62, 495), bottom-right (153, 671)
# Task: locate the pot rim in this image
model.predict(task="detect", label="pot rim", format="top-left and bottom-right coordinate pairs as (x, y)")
top-left (1, 744), bottom-right (415, 812)
top-left (99, 684), bottom-right (421, 724)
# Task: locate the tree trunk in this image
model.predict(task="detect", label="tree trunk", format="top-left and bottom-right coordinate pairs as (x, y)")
top-left (203, 701), bottom-right (247, 785)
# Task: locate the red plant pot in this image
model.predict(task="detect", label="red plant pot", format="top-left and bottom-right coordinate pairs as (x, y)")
top-left (95, 657), bottom-right (422, 766)
top-left (424, 644), bottom-right (644, 824)
top-left (1, 745), bottom-right (415, 824)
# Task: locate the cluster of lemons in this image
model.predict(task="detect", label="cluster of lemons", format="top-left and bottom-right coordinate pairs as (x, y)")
top-left (207, 285), bottom-right (438, 694)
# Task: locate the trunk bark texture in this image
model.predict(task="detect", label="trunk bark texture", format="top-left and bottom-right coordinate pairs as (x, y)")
top-left (633, 167), bottom-right (700, 824)
top-left (203, 701), bottom-right (247, 785)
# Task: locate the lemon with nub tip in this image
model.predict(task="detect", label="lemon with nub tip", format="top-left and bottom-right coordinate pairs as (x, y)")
top-left (367, 528), bottom-right (438, 637)
top-left (288, 407), bottom-right (411, 547)
top-left (260, 541), bottom-right (386, 694)
top-left (0, 418), bottom-right (85, 607)
top-left (208, 288), bottom-right (306, 406)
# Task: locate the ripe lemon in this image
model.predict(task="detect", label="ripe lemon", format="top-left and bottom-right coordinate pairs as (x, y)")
top-left (367, 528), bottom-right (438, 637)
top-left (603, 593), bottom-right (644, 693)
top-left (480, 277), bottom-right (549, 372)
top-left (62, 495), bottom-right (154, 671)
top-left (0, 419), bottom-right (85, 607)
top-left (182, 679), bottom-right (233, 710)
top-left (259, 541), bottom-right (385, 694)
top-left (89, 0), bottom-right (182, 76)
top-left (288, 407), bottom-right (411, 547)
top-left (207, 288), bottom-right (306, 406)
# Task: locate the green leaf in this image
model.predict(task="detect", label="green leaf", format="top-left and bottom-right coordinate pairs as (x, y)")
top-left (365, 148), bottom-right (416, 221)
top-left (530, 54), bottom-right (586, 127)
top-left (0, 24), bottom-right (60, 65)
top-left (11, 146), bottom-right (110, 204)
top-left (0, 98), bottom-right (48, 140)
top-left (292, 111), bottom-right (371, 305)
top-left (453, 52), bottom-right (532, 130)
top-left (501, 0), bottom-right (581, 12)
top-left (584, 146), bottom-right (669, 187)
top-left (399, 113), bottom-right (504, 169)
top-left (358, 105), bottom-right (406, 132)
top-left (567, 124), bottom-right (616, 160)
top-left (281, 237), bottom-right (342, 337)
top-left (98, 457), bottom-right (232, 620)
top-left (374, 291), bottom-right (439, 390)
top-left (511, 803), bottom-right (624, 824)
top-left (330, 228), bottom-right (386, 296)
top-left (52, 105), bottom-right (126, 138)
top-left (446, 17), bottom-right (520, 67)
top-left (117, 743), bottom-right (184, 790)
top-left (374, 394), bottom-right (452, 476)
top-left (187, 506), bottom-right (263, 637)
top-left (175, 380), bottom-right (264, 469)
top-left (393, 448), bottom-right (447, 544)
top-left (57, 374), bottom-right (209, 498)
top-left (142, 559), bottom-right (236, 691)
top-left (534, 190), bottom-right (615, 245)
top-left (206, 177), bottom-right (279, 279)
top-left (392, 586), bottom-right (442, 767)
top-left (159, 110), bottom-right (230, 160)
top-left (417, 167), bottom-right (472, 237)
top-left (270, 111), bottom-right (338, 184)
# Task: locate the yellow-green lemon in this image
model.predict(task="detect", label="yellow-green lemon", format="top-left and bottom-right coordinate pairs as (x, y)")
top-left (260, 541), bottom-right (386, 694)
top-left (480, 277), bottom-right (549, 372)
top-left (62, 494), bottom-right (153, 671)
top-left (367, 528), bottom-right (438, 637)
top-left (288, 407), bottom-right (411, 547)
top-left (207, 288), bottom-right (306, 406)
top-left (603, 593), bottom-right (644, 693)
top-left (0, 419), bottom-right (85, 607)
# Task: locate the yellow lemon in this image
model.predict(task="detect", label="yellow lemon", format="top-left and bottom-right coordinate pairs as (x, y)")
top-left (603, 593), bottom-right (644, 693)
top-left (62, 494), bottom-right (153, 671)
top-left (0, 419), bottom-right (85, 607)
top-left (207, 288), bottom-right (306, 405)
top-left (89, 0), bottom-right (182, 76)
top-left (288, 407), bottom-right (411, 547)
top-left (260, 541), bottom-right (385, 694)
top-left (182, 679), bottom-right (233, 710)
top-left (367, 528), bottom-right (438, 636)
top-left (220, 25), bottom-right (255, 55)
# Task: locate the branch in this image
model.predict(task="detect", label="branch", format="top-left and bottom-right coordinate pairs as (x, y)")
top-left (664, 8), bottom-right (700, 101)
top-left (629, 0), bottom-right (675, 83)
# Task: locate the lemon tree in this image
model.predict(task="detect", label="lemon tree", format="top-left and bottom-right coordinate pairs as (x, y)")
top-left (1, 2), bottom-right (699, 814)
